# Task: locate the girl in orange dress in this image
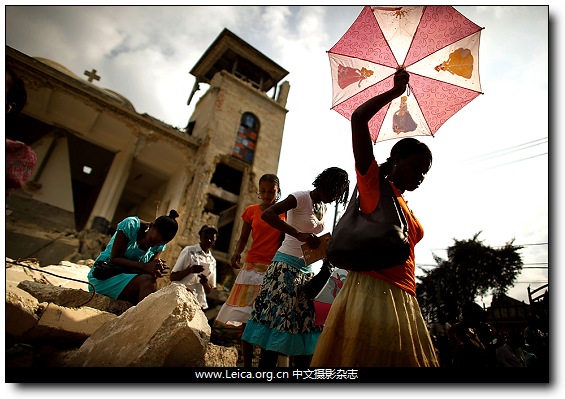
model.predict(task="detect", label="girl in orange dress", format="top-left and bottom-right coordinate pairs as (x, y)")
top-left (215, 174), bottom-right (284, 367)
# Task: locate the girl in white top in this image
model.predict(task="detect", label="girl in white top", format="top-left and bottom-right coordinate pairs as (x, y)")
top-left (241, 167), bottom-right (349, 368)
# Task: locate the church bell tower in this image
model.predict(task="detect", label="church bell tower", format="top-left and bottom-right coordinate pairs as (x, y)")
top-left (183, 29), bottom-right (290, 277)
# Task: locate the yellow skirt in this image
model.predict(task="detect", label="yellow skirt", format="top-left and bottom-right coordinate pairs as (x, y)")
top-left (310, 271), bottom-right (439, 367)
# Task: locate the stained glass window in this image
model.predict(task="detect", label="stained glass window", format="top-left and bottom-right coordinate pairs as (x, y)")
top-left (232, 112), bottom-right (259, 165)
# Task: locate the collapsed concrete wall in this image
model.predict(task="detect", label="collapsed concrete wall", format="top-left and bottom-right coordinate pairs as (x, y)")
top-left (5, 258), bottom-right (237, 368)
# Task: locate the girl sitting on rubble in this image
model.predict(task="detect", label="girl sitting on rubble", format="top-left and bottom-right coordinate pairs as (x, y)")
top-left (87, 210), bottom-right (179, 305)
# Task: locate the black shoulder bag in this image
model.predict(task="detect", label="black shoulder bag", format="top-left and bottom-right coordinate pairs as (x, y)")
top-left (326, 171), bottom-right (410, 271)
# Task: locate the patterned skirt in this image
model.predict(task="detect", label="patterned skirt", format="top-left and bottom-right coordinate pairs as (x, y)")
top-left (241, 260), bottom-right (322, 356)
top-left (310, 271), bottom-right (439, 367)
top-left (215, 262), bottom-right (269, 327)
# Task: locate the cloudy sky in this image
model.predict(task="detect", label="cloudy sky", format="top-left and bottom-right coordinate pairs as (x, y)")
top-left (4, 5), bottom-right (550, 309)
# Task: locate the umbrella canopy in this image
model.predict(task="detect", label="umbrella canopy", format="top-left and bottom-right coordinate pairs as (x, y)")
top-left (329, 6), bottom-right (483, 143)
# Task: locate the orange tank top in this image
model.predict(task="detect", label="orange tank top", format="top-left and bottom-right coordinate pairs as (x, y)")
top-left (242, 204), bottom-right (285, 265)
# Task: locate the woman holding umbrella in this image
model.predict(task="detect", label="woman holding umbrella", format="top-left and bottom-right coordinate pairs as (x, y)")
top-left (311, 69), bottom-right (439, 367)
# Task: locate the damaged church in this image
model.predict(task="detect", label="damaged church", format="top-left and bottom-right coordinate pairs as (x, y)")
top-left (5, 28), bottom-right (290, 289)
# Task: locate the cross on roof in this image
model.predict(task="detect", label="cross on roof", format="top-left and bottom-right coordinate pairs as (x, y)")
top-left (84, 69), bottom-right (100, 83)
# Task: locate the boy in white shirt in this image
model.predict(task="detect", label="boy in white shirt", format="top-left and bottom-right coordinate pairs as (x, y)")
top-left (171, 224), bottom-right (218, 309)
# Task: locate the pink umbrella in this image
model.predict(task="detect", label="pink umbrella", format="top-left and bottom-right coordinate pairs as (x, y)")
top-left (329, 6), bottom-right (484, 143)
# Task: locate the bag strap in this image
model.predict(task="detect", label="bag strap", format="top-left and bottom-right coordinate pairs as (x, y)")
top-left (379, 170), bottom-right (409, 236)
top-left (346, 185), bottom-right (359, 212)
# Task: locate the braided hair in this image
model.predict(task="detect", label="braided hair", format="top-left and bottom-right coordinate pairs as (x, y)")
top-left (312, 167), bottom-right (350, 206)
top-left (259, 173), bottom-right (282, 201)
top-left (153, 210), bottom-right (180, 242)
top-left (379, 138), bottom-right (432, 177)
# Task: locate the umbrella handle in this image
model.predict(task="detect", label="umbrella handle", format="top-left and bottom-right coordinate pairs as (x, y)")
top-left (395, 66), bottom-right (411, 97)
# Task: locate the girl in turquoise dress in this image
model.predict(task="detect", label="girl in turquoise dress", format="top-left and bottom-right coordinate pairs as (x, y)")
top-left (87, 210), bottom-right (179, 305)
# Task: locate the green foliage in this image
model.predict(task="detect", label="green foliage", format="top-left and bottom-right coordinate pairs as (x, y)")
top-left (417, 232), bottom-right (523, 324)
